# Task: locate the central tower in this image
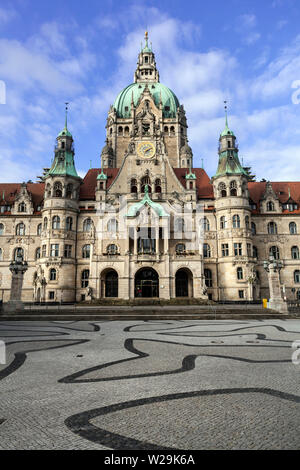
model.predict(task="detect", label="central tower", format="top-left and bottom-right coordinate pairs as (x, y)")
top-left (102, 33), bottom-right (191, 169)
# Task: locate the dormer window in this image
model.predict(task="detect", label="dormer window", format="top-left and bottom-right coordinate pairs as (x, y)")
top-left (18, 202), bottom-right (26, 212)
top-left (267, 201), bottom-right (275, 211)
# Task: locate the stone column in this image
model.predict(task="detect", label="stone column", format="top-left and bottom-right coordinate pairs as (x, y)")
top-left (267, 263), bottom-right (288, 313)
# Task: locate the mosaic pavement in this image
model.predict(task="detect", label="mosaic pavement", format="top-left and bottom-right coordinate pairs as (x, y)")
top-left (0, 320), bottom-right (300, 450)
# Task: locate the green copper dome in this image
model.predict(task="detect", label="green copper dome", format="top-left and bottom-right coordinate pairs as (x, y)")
top-left (114, 82), bottom-right (180, 118)
top-left (220, 123), bottom-right (235, 137)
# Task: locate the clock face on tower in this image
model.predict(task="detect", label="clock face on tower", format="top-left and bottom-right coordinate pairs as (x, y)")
top-left (137, 141), bottom-right (156, 159)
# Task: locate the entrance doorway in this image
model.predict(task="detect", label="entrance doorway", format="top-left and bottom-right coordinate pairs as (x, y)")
top-left (103, 270), bottom-right (118, 298)
top-left (175, 268), bottom-right (193, 297)
top-left (135, 268), bottom-right (159, 298)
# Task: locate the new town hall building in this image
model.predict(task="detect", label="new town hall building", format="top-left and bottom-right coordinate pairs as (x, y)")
top-left (0, 34), bottom-right (299, 304)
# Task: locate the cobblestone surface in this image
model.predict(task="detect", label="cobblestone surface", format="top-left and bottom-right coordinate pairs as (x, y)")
top-left (0, 320), bottom-right (299, 450)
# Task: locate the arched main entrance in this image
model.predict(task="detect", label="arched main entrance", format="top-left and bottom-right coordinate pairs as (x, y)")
top-left (135, 268), bottom-right (159, 298)
top-left (100, 269), bottom-right (118, 298)
top-left (175, 268), bottom-right (193, 297)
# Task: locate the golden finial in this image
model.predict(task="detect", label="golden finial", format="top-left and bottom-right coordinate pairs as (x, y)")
top-left (145, 31), bottom-right (148, 40)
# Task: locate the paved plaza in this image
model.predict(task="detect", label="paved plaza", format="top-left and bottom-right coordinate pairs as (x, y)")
top-left (0, 319), bottom-right (300, 450)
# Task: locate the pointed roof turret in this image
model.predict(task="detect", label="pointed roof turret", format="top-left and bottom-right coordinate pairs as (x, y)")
top-left (58, 102), bottom-right (72, 138)
top-left (220, 101), bottom-right (235, 137)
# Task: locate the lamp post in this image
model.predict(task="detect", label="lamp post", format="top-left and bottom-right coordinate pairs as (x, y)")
top-left (263, 255), bottom-right (288, 313)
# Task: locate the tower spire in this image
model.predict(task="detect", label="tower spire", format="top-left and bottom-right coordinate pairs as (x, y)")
top-left (224, 100), bottom-right (228, 128)
top-left (65, 102), bottom-right (69, 130)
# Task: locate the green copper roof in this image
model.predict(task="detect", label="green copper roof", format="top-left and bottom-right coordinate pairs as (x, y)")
top-left (58, 127), bottom-right (72, 137)
top-left (127, 185), bottom-right (169, 217)
top-left (46, 150), bottom-right (79, 178)
top-left (214, 150), bottom-right (248, 178)
top-left (114, 82), bottom-right (180, 118)
top-left (185, 171), bottom-right (196, 180)
top-left (220, 124), bottom-right (235, 137)
top-left (97, 168), bottom-right (107, 180)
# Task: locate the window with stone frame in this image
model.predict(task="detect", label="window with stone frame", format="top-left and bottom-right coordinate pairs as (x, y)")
top-left (43, 217), bottom-right (48, 230)
top-left (234, 243), bottom-right (242, 256)
top-left (218, 182), bottom-right (227, 198)
top-left (269, 245), bottom-right (280, 260)
top-left (0, 223), bottom-right (4, 235)
top-left (291, 246), bottom-right (299, 259)
top-left (14, 247), bottom-right (24, 261)
top-left (37, 223), bottom-right (42, 236)
top-left (52, 216), bottom-right (60, 230)
top-left (35, 247), bottom-right (41, 260)
top-left (107, 244), bottom-right (118, 255)
top-left (221, 244), bottom-right (229, 257)
top-left (204, 269), bottom-right (212, 288)
top-left (267, 201), bottom-right (275, 211)
top-left (50, 244), bottom-right (59, 257)
top-left (66, 217), bottom-right (73, 231)
top-left (220, 216), bottom-right (227, 229)
top-left (0, 248), bottom-right (2, 261)
top-left (253, 246), bottom-right (258, 258)
top-left (237, 267), bottom-right (243, 280)
top-left (230, 180), bottom-right (237, 196)
top-left (245, 216), bottom-right (250, 230)
top-left (49, 268), bottom-right (57, 281)
top-left (203, 243), bottom-right (211, 258)
top-left (82, 244), bottom-right (91, 259)
top-left (42, 245), bottom-right (47, 257)
top-left (289, 222), bottom-right (297, 234)
top-left (232, 214), bottom-right (240, 228)
top-left (53, 182), bottom-right (62, 198)
top-left (175, 243), bottom-right (186, 254)
top-left (268, 221), bottom-right (277, 234)
top-left (64, 245), bottom-right (72, 258)
top-left (202, 217), bottom-right (210, 232)
top-left (16, 223), bottom-right (25, 236)
top-left (18, 202), bottom-right (26, 212)
top-left (247, 243), bottom-right (252, 257)
top-left (251, 222), bottom-right (256, 235)
top-left (83, 218), bottom-right (92, 232)
top-left (294, 270), bottom-right (300, 284)
top-left (81, 270), bottom-right (90, 288)
top-left (107, 218), bottom-right (118, 233)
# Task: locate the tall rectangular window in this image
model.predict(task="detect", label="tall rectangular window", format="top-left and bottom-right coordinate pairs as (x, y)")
top-left (221, 244), bottom-right (229, 257)
top-left (64, 245), bottom-right (72, 258)
top-left (50, 244), bottom-right (59, 257)
top-left (234, 243), bottom-right (242, 256)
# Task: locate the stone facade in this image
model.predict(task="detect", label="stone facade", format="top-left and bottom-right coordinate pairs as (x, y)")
top-left (0, 34), bottom-right (299, 304)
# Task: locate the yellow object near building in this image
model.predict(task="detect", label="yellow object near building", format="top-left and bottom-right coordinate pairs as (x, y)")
top-left (263, 299), bottom-right (268, 309)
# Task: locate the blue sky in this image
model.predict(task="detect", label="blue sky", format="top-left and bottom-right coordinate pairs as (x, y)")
top-left (0, 0), bottom-right (300, 182)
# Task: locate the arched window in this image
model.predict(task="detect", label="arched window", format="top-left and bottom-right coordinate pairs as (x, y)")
top-left (289, 222), bottom-right (297, 234)
top-left (66, 184), bottom-right (73, 199)
top-left (46, 183), bottom-right (51, 198)
top-left (131, 179), bottom-right (137, 193)
top-left (81, 270), bottom-right (89, 288)
top-left (218, 182), bottom-right (227, 198)
top-left (267, 201), bottom-right (275, 211)
top-left (141, 176), bottom-right (151, 193)
top-left (155, 179), bottom-right (161, 193)
top-left (35, 247), bottom-right (41, 260)
top-left (268, 221), bottom-right (277, 234)
top-left (237, 267), bottom-right (243, 280)
top-left (0, 223), bottom-right (4, 235)
top-left (43, 217), bottom-right (48, 230)
top-left (124, 126), bottom-right (129, 136)
top-left (170, 126), bottom-right (175, 135)
top-left (164, 126), bottom-right (168, 134)
top-left (37, 223), bottom-right (42, 236)
top-left (220, 216), bottom-right (227, 229)
top-left (291, 246), bottom-right (300, 259)
top-left (253, 246), bottom-right (258, 258)
top-left (82, 244), bottom-right (91, 259)
top-left (52, 216), bottom-right (60, 230)
top-left (203, 243), bottom-right (211, 258)
top-left (14, 247), bottom-right (24, 261)
top-left (174, 218), bottom-right (184, 232)
top-left (294, 270), bottom-right (300, 284)
top-left (107, 244), bottom-right (118, 255)
top-left (269, 245), bottom-right (280, 260)
top-left (16, 223), bottom-right (25, 236)
top-left (251, 222), bottom-right (256, 235)
top-left (107, 218), bottom-right (118, 233)
top-left (0, 248), bottom-right (2, 261)
top-left (245, 216), bottom-right (250, 230)
top-left (118, 126), bottom-right (123, 136)
top-left (18, 202), bottom-right (26, 212)
top-left (201, 217), bottom-right (210, 232)
top-left (53, 182), bottom-right (62, 198)
top-left (230, 180), bottom-right (237, 196)
top-left (83, 218), bottom-right (92, 232)
top-left (175, 243), bottom-right (186, 254)
top-left (232, 214), bottom-right (240, 228)
top-left (66, 217), bottom-right (73, 231)
top-left (204, 269), bottom-right (212, 287)
top-left (49, 268), bottom-right (57, 281)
